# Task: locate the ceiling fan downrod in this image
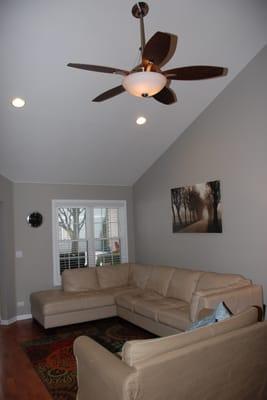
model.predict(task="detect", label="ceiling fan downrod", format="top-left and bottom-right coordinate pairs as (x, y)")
top-left (132, 2), bottom-right (149, 55)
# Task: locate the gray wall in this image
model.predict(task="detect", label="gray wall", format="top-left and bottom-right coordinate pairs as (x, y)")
top-left (13, 183), bottom-right (135, 315)
top-left (133, 46), bottom-right (267, 302)
top-left (0, 174), bottom-right (16, 320)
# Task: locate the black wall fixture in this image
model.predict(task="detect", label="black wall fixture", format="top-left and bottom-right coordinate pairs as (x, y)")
top-left (27, 212), bottom-right (43, 228)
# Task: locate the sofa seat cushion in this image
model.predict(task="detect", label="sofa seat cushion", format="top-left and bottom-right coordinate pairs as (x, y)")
top-left (134, 298), bottom-right (188, 321)
top-left (166, 268), bottom-right (203, 303)
top-left (158, 305), bottom-right (191, 331)
top-left (115, 290), bottom-right (163, 311)
top-left (96, 264), bottom-right (130, 289)
top-left (146, 266), bottom-right (175, 296)
top-left (31, 289), bottom-right (115, 316)
top-left (62, 268), bottom-right (100, 292)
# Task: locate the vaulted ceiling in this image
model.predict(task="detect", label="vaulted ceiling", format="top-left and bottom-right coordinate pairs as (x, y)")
top-left (0, 0), bottom-right (266, 185)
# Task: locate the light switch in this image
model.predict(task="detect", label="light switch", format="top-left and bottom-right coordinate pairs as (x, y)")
top-left (16, 250), bottom-right (23, 258)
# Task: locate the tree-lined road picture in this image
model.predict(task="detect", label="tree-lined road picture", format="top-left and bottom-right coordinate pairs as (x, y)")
top-left (171, 180), bottom-right (222, 233)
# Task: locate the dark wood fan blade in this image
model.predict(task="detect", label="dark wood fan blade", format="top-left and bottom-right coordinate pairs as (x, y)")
top-left (158, 34), bottom-right (178, 67)
top-left (92, 85), bottom-right (125, 102)
top-left (153, 86), bottom-right (177, 105)
top-left (163, 66), bottom-right (228, 80)
top-left (142, 32), bottom-right (172, 66)
top-left (67, 63), bottom-right (129, 76)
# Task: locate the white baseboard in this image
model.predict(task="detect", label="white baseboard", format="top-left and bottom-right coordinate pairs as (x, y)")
top-left (17, 313), bottom-right (32, 321)
top-left (0, 317), bottom-right (17, 325)
top-left (0, 313), bottom-right (32, 325)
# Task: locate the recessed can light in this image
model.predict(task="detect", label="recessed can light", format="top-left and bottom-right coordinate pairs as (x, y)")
top-left (136, 116), bottom-right (146, 125)
top-left (11, 97), bottom-right (26, 108)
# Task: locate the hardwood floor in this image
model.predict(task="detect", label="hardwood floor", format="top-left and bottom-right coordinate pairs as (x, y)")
top-left (0, 319), bottom-right (52, 400)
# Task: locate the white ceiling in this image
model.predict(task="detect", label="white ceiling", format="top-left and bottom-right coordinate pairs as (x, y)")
top-left (0, 0), bottom-right (266, 185)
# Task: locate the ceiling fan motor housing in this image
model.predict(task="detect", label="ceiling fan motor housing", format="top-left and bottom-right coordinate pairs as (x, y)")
top-left (132, 2), bottom-right (149, 19)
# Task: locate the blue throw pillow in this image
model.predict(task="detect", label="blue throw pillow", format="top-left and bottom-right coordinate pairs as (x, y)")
top-left (188, 302), bottom-right (232, 330)
top-left (214, 301), bottom-right (232, 321)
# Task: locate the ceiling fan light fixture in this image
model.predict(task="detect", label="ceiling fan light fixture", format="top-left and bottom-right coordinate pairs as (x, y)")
top-left (122, 72), bottom-right (166, 98)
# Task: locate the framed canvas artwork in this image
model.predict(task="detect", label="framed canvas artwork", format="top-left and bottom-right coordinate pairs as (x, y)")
top-left (171, 180), bottom-right (222, 233)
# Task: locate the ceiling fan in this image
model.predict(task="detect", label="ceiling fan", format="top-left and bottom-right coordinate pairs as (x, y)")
top-left (67, 2), bottom-right (228, 105)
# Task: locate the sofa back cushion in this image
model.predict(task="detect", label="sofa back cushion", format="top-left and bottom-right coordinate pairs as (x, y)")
top-left (166, 268), bottom-right (203, 303)
top-left (62, 268), bottom-right (99, 292)
top-left (146, 265), bottom-right (175, 296)
top-left (96, 264), bottom-right (130, 289)
top-left (128, 264), bottom-right (153, 289)
top-left (196, 272), bottom-right (248, 291)
top-left (122, 307), bottom-right (258, 367)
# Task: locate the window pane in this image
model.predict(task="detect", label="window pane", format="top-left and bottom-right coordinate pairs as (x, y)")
top-left (58, 208), bottom-right (86, 240)
top-left (109, 208), bottom-right (118, 223)
top-left (95, 239), bottom-right (121, 266)
top-left (94, 208), bottom-right (106, 223)
top-left (57, 207), bottom-right (88, 275)
top-left (110, 222), bottom-right (118, 237)
top-left (94, 207), bottom-right (121, 267)
top-left (59, 239), bottom-right (88, 273)
top-left (94, 223), bottom-right (102, 239)
top-left (101, 222), bottom-right (108, 238)
top-left (93, 208), bottom-right (119, 235)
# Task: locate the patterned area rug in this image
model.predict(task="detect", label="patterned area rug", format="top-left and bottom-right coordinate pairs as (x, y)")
top-left (23, 317), bottom-right (156, 400)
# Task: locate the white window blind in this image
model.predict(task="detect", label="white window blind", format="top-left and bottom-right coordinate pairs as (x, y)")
top-left (52, 200), bottom-right (128, 286)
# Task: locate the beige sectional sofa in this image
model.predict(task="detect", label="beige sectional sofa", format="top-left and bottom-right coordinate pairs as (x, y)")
top-left (30, 264), bottom-right (266, 399)
top-left (74, 307), bottom-right (267, 400)
top-left (30, 263), bottom-right (263, 333)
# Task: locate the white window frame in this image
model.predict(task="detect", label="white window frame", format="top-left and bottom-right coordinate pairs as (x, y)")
top-left (52, 199), bottom-right (129, 286)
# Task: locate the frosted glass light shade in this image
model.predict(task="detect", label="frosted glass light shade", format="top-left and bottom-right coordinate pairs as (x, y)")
top-left (122, 72), bottom-right (167, 97)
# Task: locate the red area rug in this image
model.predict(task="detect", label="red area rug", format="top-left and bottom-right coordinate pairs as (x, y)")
top-left (23, 317), bottom-right (156, 400)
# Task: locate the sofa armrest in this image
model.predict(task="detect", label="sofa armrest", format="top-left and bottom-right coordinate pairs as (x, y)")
top-left (131, 321), bottom-right (267, 400)
top-left (74, 336), bottom-right (138, 400)
top-left (190, 284), bottom-right (263, 322)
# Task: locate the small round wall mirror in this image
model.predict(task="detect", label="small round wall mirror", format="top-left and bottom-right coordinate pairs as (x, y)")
top-left (27, 212), bottom-right (43, 228)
